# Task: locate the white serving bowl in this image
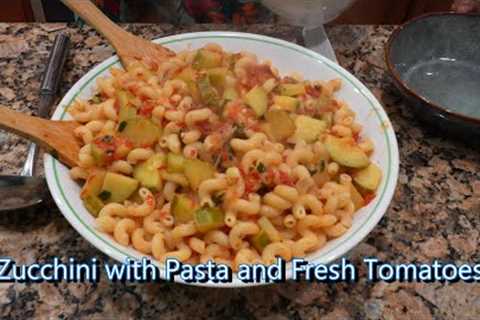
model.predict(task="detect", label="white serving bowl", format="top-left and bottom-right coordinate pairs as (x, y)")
top-left (44, 31), bottom-right (399, 287)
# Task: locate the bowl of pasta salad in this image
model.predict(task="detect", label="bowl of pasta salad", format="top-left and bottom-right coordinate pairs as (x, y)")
top-left (44, 31), bottom-right (399, 287)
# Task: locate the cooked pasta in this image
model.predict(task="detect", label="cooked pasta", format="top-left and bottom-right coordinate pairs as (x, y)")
top-left (71, 44), bottom-right (382, 269)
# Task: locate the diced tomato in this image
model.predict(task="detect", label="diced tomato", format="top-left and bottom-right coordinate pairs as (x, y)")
top-left (116, 136), bottom-right (133, 149)
top-left (196, 120), bottom-right (213, 135)
top-left (263, 167), bottom-right (276, 185)
top-left (221, 148), bottom-right (229, 162)
top-left (353, 132), bottom-right (361, 143)
top-left (363, 193), bottom-right (376, 205)
top-left (93, 136), bottom-right (112, 150)
top-left (94, 136), bottom-right (133, 162)
top-left (278, 170), bottom-right (294, 186)
top-left (218, 122), bottom-right (233, 136)
top-left (196, 120), bottom-right (232, 137)
top-left (146, 59), bottom-right (159, 72)
top-left (139, 102), bottom-right (154, 117)
top-left (241, 169), bottom-right (261, 194)
top-left (145, 194), bottom-right (155, 207)
top-left (225, 101), bottom-right (243, 120)
top-left (305, 85), bottom-right (321, 98)
top-left (245, 64), bottom-right (276, 89)
top-left (126, 82), bottom-right (141, 94)
top-left (93, 136), bottom-right (117, 164)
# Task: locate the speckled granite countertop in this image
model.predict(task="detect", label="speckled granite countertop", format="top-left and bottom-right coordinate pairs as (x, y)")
top-left (0, 23), bottom-right (479, 320)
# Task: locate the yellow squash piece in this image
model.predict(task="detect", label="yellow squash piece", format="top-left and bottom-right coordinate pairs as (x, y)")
top-left (100, 172), bottom-right (139, 203)
top-left (172, 194), bottom-right (197, 223)
top-left (294, 115), bottom-right (327, 143)
top-left (184, 159), bottom-right (215, 190)
top-left (324, 135), bottom-right (370, 168)
top-left (133, 154), bottom-right (166, 190)
top-left (244, 86), bottom-right (268, 117)
top-left (353, 163), bottom-right (382, 191)
top-left (265, 110), bottom-right (296, 141)
top-left (120, 118), bottom-right (161, 147)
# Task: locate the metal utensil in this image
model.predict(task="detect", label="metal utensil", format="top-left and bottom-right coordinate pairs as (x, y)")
top-left (0, 33), bottom-right (70, 211)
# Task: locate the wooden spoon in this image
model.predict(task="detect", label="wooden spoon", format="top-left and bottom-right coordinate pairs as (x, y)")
top-left (0, 106), bottom-right (80, 168)
top-left (0, 1), bottom-right (175, 169)
top-left (61, 0), bottom-right (174, 68)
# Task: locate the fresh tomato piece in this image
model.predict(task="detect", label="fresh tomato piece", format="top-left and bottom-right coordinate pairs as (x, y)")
top-left (245, 64), bottom-right (276, 89)
top-left (305, 85), bottom-right (321, 98)
top-left (278, 170), bottom-right (294, 186)
top-left (363, 193), bottom-right (376, 206)
top-left (242, 169), bottom-right (261, 194)
top-left (139, 102), bottom-right (154, 117)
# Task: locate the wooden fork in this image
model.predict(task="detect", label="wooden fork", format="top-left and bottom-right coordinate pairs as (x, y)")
top-left (61, 0), bottom-right (174, 68)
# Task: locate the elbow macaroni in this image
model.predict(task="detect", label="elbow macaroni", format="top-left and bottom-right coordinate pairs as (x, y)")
top-left (70, 43), bottom-right (380, 268)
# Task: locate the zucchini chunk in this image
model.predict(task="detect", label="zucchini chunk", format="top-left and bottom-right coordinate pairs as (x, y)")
top-left (100, 172), bottom-right (139, 203)
top-left (273, 95), bottom-right (299, 112)
top-left (90, 143), bottom-right (107, 166)
top-left (80, 170), bottom-right (107, 216)
top-left (250, 230), bottom-right (271, 252)
top-left (324, 135), bottom-right (370, 168)
top-left (172, 194), bottom-right (197, 223)
top-left (353, 163), bottom-right (382, 191)
top-left (279, 83), bottom-right (305, 97)
top-left (133, 154), bottom-right (166, 190)
top-left (198, 74), bottom-right (221, 108)
top-left (244, 86), bottom-right (268, 117)
top-left (349, 183), bottom-right (365, 210)
top-left (294, 115), bottom-right (327, 143)
top-left (184, 159), bottom-right (215, 190)
top-left (207, 67), bottom-right (228, 89)
top-left (258, 216), bottom-right (281, 242)
top-left (167, 153), bottom-right (186, 173)
top-left (193, 49), bottom-right (223, 69)
top-left (223, 87), bottom-right (239, 101)
top-left (117, 90), bottom-right (137, 123)
top-left (194, 206), bottom-right (225, 233)
top-left (265, 110), bottom-right (296, 141)
top-left (119, 118), bottom-right (161, 147)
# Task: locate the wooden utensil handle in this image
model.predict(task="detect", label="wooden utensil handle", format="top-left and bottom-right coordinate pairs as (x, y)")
top-left (0, 106), bottom-right (53, 147)
top-left (61, 0), bottom-right (132, 53)
top-left (0, 106), bottom-right (80, 168)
